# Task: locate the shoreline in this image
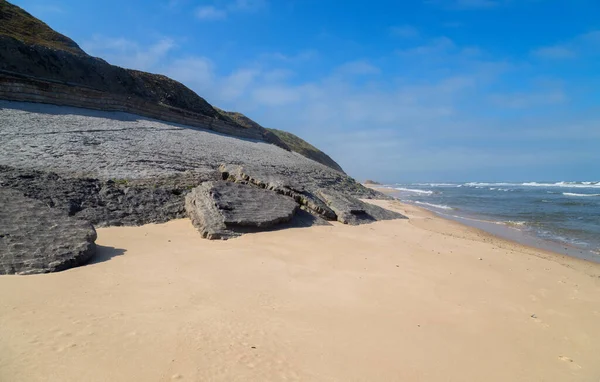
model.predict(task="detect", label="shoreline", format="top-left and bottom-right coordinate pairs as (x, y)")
top-left (368, 184), bottom-right (600, 265)
top-left (1, 198), bottom-right (600, 381)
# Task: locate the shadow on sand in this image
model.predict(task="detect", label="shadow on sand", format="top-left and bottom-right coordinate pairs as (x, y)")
top-left (88, 245), bottom-right (127, 265)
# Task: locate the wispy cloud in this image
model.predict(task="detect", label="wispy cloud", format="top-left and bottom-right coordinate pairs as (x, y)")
top-left (489, 91), bottom-right (566, 109)
top-left (397, 36), bottom-right (455, 56)
top-left (389, 25), bottom-right (419, 38)
top-left (259, 50), bottom-right (317, 63)
top-left (532, 30), bottom-right (600, 60)
top-left (82, 36), bottom-right (176, 71)
top-left (195, 6), bottom-right (227, 20)
top-left (28, 3), bottom-right (65, 17)
top-left (532, 46), bottom-right (575, 59)
top-left (425, 0), bottom-right (503, 10)
top-left (335, 60), bottom-right (380, 76)
top-left (195, 0), bottom-right (267, 21)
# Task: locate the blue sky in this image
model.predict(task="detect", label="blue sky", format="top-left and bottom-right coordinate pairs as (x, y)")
top-left (12, 0), bottom-right (600, 182)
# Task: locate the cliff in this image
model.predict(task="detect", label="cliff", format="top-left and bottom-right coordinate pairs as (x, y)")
top-left (0, 0), bottom-right (337, 167)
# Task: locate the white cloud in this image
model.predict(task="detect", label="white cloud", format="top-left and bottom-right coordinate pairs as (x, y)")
top-left (161, 57), bottom-right (215, 94)
top-left (425, 0), bottom-right (503, 9)
top-left (82, 36), bottom-right (175, 71)
top-left (532, 46), bottom-right (575, 59)
top-left (260, 50), bottom-right (317, 63)
top-left (489, 91), bottom-right (566, 109)
top-left (228, 0), bottom-right (267, 11)
top-left (389, 25), bottom-right (419, 38)
top-left (532, 30), bottom-right (600, 60)
top-left (335, 60), bottom-right (380, 76)
top-left (397, 36), bottom-right (455, 56)
top-left (220, 69), bottom-right (261, 101)
top-left (195, 6), bottom-right (227, 20)
top-left (194, 0), bottom-right (267, 21)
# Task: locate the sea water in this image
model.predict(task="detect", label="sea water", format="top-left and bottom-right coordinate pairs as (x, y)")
top-left (386, 182), bottom-right (600, 262)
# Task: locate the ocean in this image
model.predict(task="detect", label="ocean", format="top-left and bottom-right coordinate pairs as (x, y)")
top-left (385, 182), bottom-right (600, 263)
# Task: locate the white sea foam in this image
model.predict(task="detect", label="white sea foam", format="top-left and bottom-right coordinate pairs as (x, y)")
top-left (465, 181), bottom-right (600, 189)
top-left (563, 192), bottom-right (600, 197)
top-left (415, 201), bottom-right (453, 210)
top-left (394, 187), bottom-right (434, 195)
top-left (465, 182), bottom-right (514, 187)
top-left (522, 182), bottom-right (600, 188)
top-left (503, 221), bottom-right (527, 227)
top-left (414, 183), bottom-right (459, 187)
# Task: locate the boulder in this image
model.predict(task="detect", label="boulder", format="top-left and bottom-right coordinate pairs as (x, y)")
top-left (0, 188), bottom-right (97, 275)
top-left (185, 181), bottom-right (298, 239)
top-left (317, 189), bottom-right (406, 225)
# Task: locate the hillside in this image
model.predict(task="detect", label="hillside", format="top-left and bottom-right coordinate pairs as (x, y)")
top-left (0, 0), bottom-right (336, 167)
top-left (216, 108), bottom-right (344, 172)
top-left (0, 0), bottom-right (85, 55)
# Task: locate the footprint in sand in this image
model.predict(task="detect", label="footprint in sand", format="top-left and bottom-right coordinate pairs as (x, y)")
top-left (558, 356), bottom-right (582, 370)
top-left (530, 315), bottom-right (550, 329)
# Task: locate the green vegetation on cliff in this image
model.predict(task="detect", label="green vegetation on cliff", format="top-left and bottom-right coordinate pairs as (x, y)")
top-left (265, 129), bottom-right (344, 173)
top-left (215, 108), bottom-right (344, 173)
top-left (0, 0), bottom-right (85, 55)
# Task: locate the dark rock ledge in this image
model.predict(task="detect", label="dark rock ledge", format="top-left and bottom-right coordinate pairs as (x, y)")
top-left (0, 162), bottom-right (405, 274)
top-left (0, 188), bottom-right (97, 275)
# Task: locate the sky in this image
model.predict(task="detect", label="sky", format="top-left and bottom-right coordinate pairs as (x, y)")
top-left (12, 0), bottom-right (600, 182)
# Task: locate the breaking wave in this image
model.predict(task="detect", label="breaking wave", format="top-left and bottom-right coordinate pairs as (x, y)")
top-left (563, 192), bottom-right (600, 197)
top-left (465, 181), bottom-right (600, 189)
top-left (394, 187), bottom-right (434, 195)
top-left (414, 201), bottom-right (453, 210)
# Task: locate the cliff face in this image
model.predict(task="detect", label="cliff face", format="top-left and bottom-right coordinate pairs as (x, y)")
top-left (0, 0), bottom-right (342, 170)
top-left (0, 35), bottom-right (222, 120)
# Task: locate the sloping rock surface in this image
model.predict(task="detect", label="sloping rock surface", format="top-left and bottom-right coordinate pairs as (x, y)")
top-left (0, 188), bottom-right (97, 275)
top-left (0, 101), bottom-right (404, 247)
top-left (317, 189), bottom-right (404, 225)
top-left (185, 181), bottom-right (298, 239)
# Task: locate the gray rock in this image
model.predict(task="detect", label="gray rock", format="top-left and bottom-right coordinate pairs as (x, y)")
top-left (0, 188), bottom-right (97, 275)
top-left (0, 101), bottom-right (405, 245)
top-left (185, 181), bottom-right (298, 239)
top-left (317, 189), bottom-right (406, 225)
top-left (0, 165), bottom-right (212, 227)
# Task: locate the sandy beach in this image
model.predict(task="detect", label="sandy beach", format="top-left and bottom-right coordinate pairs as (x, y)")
top-left (1, 199), bottom-right (599, 381)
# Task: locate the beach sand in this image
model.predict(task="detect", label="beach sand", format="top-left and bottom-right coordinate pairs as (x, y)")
top-left (1, 200), bottom-right (599, 381)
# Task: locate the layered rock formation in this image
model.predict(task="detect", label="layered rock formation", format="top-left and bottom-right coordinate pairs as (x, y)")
top-left (0, 1), bottom-right (405, 274)
top-left (186, 181), bottom-right (299, 239)
top-left (0, 188), bottom-right (97, 275)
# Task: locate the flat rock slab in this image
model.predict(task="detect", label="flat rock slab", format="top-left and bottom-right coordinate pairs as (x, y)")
top-left (186, 181), bottom-right (298, 239)
top-left (0, 188), bottom-right (97, 275)
top-left (318, 189), bottom-right (406, 225)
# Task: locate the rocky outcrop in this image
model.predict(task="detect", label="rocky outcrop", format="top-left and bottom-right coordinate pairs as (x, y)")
top-left (185, 181), bottom-right (298, 239)
top-left (0, 102), bottom-right (400, 230)
top-left (317, 189), bottom-right (403, 225)
top-left (0, 188), bottom-right (97, 275)
top-left (0, 165), bottom-right (210, 227)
